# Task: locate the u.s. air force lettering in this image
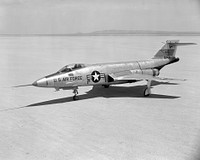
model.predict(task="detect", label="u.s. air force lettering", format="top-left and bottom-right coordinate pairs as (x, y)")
top-left (54, 76), bottom-right (82, 82)
top-left (87, 71), bottom-right (105, 84)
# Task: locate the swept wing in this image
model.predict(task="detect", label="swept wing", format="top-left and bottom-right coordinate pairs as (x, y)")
top-left (109, 72), bottom-right (185, 82)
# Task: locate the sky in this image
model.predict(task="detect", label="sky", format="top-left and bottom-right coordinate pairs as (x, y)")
top-left (0, 0), bottom-right (200, 34)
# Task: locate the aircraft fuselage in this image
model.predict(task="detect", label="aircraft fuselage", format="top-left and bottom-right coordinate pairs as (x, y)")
top-left (34, 58), bottom-right (172, 90)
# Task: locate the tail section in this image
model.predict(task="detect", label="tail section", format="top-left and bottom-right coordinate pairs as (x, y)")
top-left (153, 40), bottom-right (196, 59)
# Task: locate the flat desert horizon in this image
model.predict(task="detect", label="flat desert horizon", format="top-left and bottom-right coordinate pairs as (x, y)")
top-left (0, 35), bottom-right (200, 160)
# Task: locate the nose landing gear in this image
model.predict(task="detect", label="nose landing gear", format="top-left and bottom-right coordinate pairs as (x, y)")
top-left (73, 87), bottom-right (79, 100)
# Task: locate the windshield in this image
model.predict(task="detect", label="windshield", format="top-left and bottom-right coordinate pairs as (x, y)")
top-left (58, 63), bottom-right (86, 73)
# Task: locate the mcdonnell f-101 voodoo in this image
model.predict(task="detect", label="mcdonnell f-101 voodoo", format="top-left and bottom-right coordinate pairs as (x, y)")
top-left (18, 40), bottom-right (196, 100)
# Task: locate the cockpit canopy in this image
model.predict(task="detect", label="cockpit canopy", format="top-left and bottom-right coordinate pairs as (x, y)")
top-left (58, 63), bottom-right (86, 73)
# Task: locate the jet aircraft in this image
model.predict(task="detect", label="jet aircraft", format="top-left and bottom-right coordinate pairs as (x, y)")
top-left (26, 40), bottom-right (196, 100)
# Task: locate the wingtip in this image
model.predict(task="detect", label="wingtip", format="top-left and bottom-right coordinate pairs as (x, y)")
top-left (189, 43), bottom-right (197, 45)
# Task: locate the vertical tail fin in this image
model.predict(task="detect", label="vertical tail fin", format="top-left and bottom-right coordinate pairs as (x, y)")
top-left (153, 40), bottom-right (196, 59)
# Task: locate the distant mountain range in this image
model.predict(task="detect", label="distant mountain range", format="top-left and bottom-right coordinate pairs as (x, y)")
top-left (1, 30), bottom-right (200, 36)
top-left (78, 30), bottom-right (200, 36)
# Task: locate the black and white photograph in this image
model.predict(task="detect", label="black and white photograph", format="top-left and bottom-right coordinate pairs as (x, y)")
top-left (0, 0), bottom-right (200, 159)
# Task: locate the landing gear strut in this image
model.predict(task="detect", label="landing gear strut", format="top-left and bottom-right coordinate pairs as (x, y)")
top-left (144, 80), bottom-right (152, 97)
top-left (73, 87), bottom-right (79, 100)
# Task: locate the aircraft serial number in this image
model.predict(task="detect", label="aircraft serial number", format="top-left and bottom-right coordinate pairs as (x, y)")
top-left (54, 76), bottom-right (82, 82)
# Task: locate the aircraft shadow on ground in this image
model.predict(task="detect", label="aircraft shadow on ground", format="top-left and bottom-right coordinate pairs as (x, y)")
top-left (24, 81), bottom-right (180, 108)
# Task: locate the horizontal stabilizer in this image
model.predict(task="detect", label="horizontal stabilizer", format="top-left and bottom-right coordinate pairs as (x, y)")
top-left (168, 42), bottom-right (197, 46)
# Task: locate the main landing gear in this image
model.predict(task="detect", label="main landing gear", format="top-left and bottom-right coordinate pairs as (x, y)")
top-left (143, 80), bottom-right (152, 97)
top-left (102, 85), bottom-right (110, 88)
top-left (73, 87), bottom-right (79, 100)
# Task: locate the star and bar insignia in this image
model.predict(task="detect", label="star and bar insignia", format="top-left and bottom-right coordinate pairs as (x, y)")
top-left (87, 71), bottom-right (105, 83)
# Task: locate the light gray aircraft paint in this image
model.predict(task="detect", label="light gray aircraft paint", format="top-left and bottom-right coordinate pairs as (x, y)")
top-left (30, 40), bottom-right (196, 100)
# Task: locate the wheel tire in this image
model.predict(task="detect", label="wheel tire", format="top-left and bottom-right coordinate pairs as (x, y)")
top-left (73, 96), bottom-right (79, 101)
top-left (103, 85), bottom-right (110, 88)
top-left (144, 88), bottom-right (150, 97)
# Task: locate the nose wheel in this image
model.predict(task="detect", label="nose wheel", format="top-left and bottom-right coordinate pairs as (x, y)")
top-left (73, 87), bottom-right (79, 100)
top-left (143, 80), bottom-right (152, 97)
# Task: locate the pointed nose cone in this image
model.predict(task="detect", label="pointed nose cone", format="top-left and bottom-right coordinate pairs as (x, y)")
top-left (32, 78), bottom-right (47, 87)
top-left (32, 81), bottom-right (38, 86)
